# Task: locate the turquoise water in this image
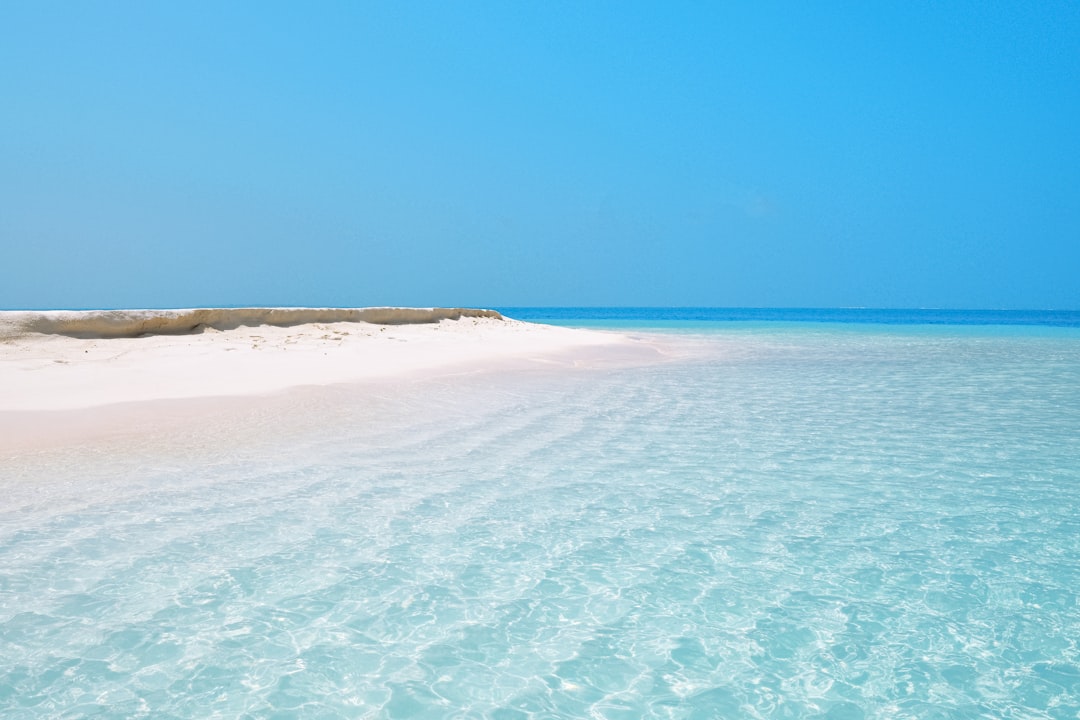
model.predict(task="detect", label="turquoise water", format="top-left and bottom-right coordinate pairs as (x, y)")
top-left (3, 319), bottom-right (1080, 718)
top-left (497, 307), bottom-right (1080, 329)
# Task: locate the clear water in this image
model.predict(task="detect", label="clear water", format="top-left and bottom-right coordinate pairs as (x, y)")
top-left (3, 318), bottom-right (1080, 718)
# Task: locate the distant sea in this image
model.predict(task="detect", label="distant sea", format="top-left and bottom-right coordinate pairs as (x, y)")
top-left (3, 309), bottom-right (1079, 718)
top-left (498, 306), bottom-right (1080, 329)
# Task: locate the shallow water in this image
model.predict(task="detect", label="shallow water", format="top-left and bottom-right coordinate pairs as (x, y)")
top-left (3, 326), bottom-right (1080, 718)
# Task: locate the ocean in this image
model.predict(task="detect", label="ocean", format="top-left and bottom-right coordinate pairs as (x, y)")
top-left (3, 309), bottom-right (1080, 718)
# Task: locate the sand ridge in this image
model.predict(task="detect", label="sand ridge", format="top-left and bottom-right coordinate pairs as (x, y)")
top-left (0, 307), bottom-right (503, 339)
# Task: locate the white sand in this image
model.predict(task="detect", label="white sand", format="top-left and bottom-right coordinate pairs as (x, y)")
top-left (0, 308), bottom-right (661, 453)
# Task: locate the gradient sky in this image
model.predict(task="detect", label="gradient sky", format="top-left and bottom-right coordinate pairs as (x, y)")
top-left (3, 2), bottom-right (1078, 309)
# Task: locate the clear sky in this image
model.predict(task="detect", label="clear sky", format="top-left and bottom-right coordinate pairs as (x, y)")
top-left (2, 2), bottom-right (1078, 310)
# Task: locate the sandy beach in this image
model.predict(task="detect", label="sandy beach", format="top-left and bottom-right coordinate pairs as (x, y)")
top-left (0, 307), bottom-right (659, 454)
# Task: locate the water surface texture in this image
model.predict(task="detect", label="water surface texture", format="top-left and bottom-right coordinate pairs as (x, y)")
top-left (3, 319), bottom-right (1080, 718)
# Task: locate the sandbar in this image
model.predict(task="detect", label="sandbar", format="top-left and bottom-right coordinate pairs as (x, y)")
top-left (0, 307), bottom-right (662, 454)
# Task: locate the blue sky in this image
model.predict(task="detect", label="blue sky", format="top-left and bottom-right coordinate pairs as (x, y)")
top-left (2, 2), bottom-right (1078, 309)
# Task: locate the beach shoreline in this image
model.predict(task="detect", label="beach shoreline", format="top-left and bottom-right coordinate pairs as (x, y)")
top-left (0, 308), bottom-right (664, 455)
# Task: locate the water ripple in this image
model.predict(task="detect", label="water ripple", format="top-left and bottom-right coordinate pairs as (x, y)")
top-left (2, 330), bottom-right (1079, 717)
